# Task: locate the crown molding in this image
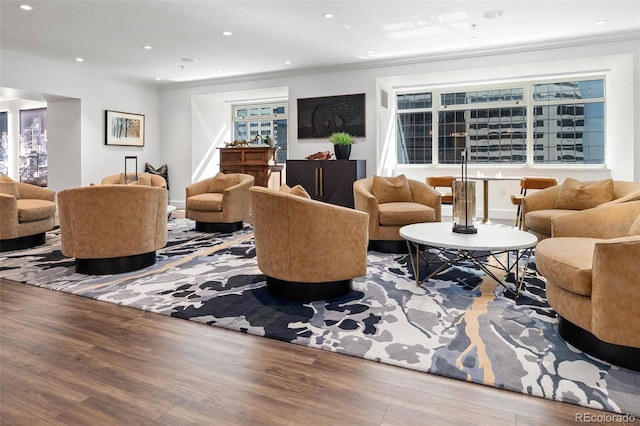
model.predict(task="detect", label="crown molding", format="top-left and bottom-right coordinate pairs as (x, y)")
top-left (160, 29), bottom-right (640, 91)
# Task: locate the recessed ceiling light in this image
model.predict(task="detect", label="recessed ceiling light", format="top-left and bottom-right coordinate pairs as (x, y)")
top-left (222, 31), bottom-right (233, 36)
top-left (483, 10), bottom-right (504, 19)
top-left (284, 60), bottom-right (291, 64)
top-left (596, 20), bottom-right (608, 25)
top-left (19, 4), bottom-right (32, 11)
top-left (468, 36), bottom-right (478, 41)
top-left (181, 57), bottom-right (197, 63)
top-left (367, 50), bottom-right (375, 54)
top-left (143, 45), bottom-right (152, 50)
top-left (75, 57), bottom-right (84, 62)
top-left (323, 13), bottom-right (333, 18)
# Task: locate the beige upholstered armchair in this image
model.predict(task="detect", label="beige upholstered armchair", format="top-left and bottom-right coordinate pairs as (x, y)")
top-left (186, 173), bottom-right (254, 232)
top-left (101, 172), bottom-right (167, 189)
top-left (0, 175), bottom-right (56, 252)
top-left (57, 185), bottom-right (167, 274)
top-left (522, 178), bottom-right (640, 240)
top-left (353, 175), bottom-right (441, 253)
top-left (536, 201), bottom-right (640, 371)
top-left (250, 186), bottom-right (369, 301)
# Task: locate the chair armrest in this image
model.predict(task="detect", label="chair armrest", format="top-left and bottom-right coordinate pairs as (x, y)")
top-left (353, 180), bottom-right (380, 237)
top-left (552, 201), bottom-right (640, 239)
top-left (15, 183), bottom-right (55, 201)
top-left (0, 194), bottom-right (19, 239)
top-left (591, 236), bottom-right (640, 346)
top-left (220, 176), bottom-right (253, 217)
top-left (409, 179), bottom-right (442, 221)
top-left (522, 185), bottom-right (561, 215)
top-left (150, 174), bottom-right (167, 189)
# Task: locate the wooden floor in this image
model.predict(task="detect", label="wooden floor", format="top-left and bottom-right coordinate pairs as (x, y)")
top-left (0, 278), bottom-right (633, 426)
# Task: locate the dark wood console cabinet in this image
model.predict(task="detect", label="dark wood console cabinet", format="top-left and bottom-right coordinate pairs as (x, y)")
top-left (286, 160), bottom-right (366, 208)
top-left (219, 147), bottom-right (277, 187)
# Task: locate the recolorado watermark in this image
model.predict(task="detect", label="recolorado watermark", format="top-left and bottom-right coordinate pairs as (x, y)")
top-left (575, 413), bottom-right (636, 423)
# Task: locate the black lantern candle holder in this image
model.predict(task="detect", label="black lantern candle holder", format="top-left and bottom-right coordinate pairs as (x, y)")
top-left (452, 149), bottom-right (477, 234)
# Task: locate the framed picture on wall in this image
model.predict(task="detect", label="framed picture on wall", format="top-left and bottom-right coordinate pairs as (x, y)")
top-left (105, 110), bottom-right (145, 146)
top-left (297, 93), bottom-right (365, 139)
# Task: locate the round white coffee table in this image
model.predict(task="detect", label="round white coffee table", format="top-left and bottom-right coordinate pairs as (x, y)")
top-left (399, 222), bottom-right (538, 296)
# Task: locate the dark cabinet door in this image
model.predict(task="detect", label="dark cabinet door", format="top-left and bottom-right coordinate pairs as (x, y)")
top-left (286, 160), bottom-right (366, 208)
top-left (286, 160), bottom-right (319, 197)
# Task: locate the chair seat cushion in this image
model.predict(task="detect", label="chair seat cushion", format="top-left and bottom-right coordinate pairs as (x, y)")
top-left (16, 199), bottom-right (57, 222)
top-left (525, 209), bottom-right (575, 235)
top-left (187, 193), bottom-right (223, 212)
top-left (536, 237), bottom-right (599, 296)
top-left (378, 202), bottom-right (435, 226)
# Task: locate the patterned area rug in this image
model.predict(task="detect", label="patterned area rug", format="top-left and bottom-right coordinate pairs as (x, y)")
top-left (1, 218), bottom-right (638, 417)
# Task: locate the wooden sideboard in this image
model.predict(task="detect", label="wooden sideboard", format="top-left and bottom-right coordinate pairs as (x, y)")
top-left (219, 146), bottom-right (277, 187)
top-left (286, 159), bottom-right (366, 208)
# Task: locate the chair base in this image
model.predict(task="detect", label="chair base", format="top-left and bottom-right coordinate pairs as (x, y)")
top-left (368, 240), bottom-right (409, 254)
top-left (266, 276), bottom-right (353, 302)
top-left (557, 316), bottom-right (640, 372)
top-left (75, 251), bottom-right (156, 275)
top-left (0, 232), bottom-right (46, 252)
top-left (195, 221), bottom-right (243, 233)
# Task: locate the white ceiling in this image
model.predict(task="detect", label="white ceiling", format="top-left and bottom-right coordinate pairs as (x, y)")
top-left (1, 1), bottom-right (639, 86)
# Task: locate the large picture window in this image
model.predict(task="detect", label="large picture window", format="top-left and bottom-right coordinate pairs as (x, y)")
top-left (396, 78), bottom-right (605, 166)
top-left (232, 102), bottom-right (287, 163)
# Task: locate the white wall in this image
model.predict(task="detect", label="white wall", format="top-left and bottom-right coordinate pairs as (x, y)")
top-left (161, 36), bottom-right (639, 215)
top-left (0, 53), bottom-right (161, 190)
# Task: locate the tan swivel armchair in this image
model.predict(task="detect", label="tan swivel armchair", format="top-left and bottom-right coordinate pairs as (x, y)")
top-left (186, 173), bottom-right (254, 232)
top-left (250, 186), bottom-right (368, 301)
top-left (353, 175), bottom-right (441, 253)
top-left (523, 178), bottom-right (640, 241)
top-left (0, 175), bottom-right (56, 252)
top-left (57, 185), bottom-right (168, 274)
top-left (536, 201), bottom-right (640, 371)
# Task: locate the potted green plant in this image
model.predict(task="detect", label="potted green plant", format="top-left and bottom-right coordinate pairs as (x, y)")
top-left (329, 131), bottom-right (354, 160)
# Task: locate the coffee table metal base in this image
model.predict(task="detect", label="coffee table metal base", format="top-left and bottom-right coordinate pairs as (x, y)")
top-left (405, 241), bottom-right (534, 297)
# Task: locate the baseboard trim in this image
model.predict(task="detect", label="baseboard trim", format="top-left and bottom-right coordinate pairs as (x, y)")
top-left (557, 316), bottom-right (640, 371)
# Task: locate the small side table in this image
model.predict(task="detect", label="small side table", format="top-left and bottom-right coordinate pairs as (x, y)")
top-left (167, 205), bottom-right (177, 220)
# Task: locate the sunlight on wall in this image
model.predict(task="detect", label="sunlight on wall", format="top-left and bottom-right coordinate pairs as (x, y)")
top-left (378, 102), bottom-right (397, 176)
top-left (192, 101), bottom-right (227, 182)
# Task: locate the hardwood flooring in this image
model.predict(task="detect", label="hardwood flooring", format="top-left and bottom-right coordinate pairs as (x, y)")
top-left (1, 277), bottom-right (636, 426)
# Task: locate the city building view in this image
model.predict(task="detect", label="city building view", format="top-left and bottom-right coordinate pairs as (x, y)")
top-left (19, 108), bottom-right (48, 186)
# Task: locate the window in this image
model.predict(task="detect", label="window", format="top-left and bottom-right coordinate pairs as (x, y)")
top-left (233, 102), bottom-right (288, 163)
top-left (396, 78), bottom-right (605, 165)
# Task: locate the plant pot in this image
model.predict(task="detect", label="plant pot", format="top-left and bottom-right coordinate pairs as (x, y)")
top-left (334, 145), bottom-right (351, 160)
